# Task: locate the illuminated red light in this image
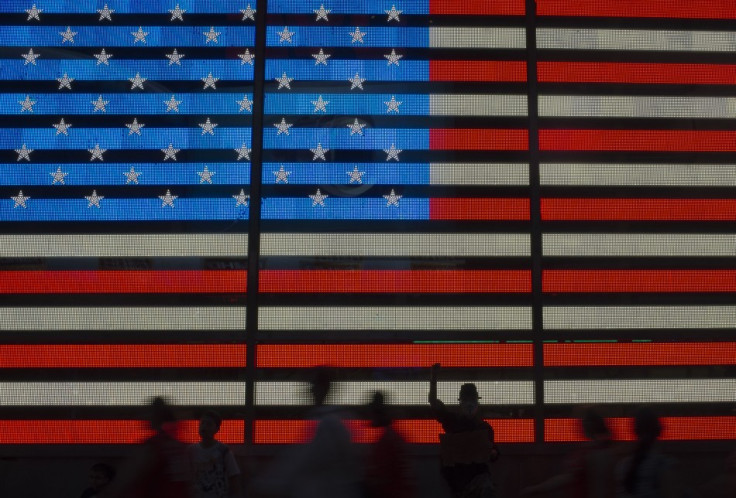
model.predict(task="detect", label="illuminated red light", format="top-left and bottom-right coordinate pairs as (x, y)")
top-left (543, 270), bottom-right (736, 293)
top-left (541, 198), bottom-right (736, 221)
top-left (544, 343), bottom-right (736, 367)
top-left (537, 0), bottom-right (736, 19)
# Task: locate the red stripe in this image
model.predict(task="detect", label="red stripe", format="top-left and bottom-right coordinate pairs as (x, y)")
top-left (0, 270), bottom-right (247, 294)
top-left (540, 130), bottom-right (736, 152)
top-left (259, 270), bottom-right (531, 293)
top-left (538, 62), bottom-right (736, 85)
top-left (430, 0), bottom-right (525, 15)
top-left (545, 417), bottom-right (736, 442)
top-left (430, 129), bottom-right (529, 151)
top-left (257, 344), bottom-right (534, 368)
top-left (537, 0), bottom-right (736, 19)
top-left (541, 198), bottom-right (736, 221)
top-left (430, 61), bottom-right (527, 82)
top-left (430, 198), bottom-right (530, 220)
top-left (254, 419), bottom-right (535, 444)
top-left (544, 270), bottom-right (736, 293)
top-left (0, 345), bottom-right (246, 368)
top-left (545, 343), bottom-right (736, 367)
top-left (0, 420), bottom-right (244, 444)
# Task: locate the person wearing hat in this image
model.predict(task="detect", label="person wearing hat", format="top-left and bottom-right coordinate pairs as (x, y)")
top-left (429, 363), bottom-right (498, 498)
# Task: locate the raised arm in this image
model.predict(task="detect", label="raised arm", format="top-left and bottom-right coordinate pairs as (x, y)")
top-left (429, 363), bottom-right (443, 410)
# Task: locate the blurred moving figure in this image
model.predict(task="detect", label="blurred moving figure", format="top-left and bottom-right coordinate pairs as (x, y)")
top-left (190, 410), bottom-right (242, 498)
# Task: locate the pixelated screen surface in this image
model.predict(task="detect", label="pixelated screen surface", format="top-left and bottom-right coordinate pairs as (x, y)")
top-left (1, 0), bottom-right (734, 445)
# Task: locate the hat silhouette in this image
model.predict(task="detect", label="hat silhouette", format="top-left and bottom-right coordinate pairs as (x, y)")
top-left (459, 383), bottom-right (481, 400)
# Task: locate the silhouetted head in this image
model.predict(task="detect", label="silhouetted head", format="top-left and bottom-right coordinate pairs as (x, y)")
top-left (311, 367), bottom-right (332, 406)
top-left (581, 407), bottom-right (611, 441)
top-left (199, 409), bottom-right (222, 442)
top-left (458, 383), bottom-right (480, 417)
top-left (369, 391), bottom-right (392, 427)
top-left (634, 407), bottom-right (661, 443)
top-left (89, 462), bottom-right (115, 491)
top-left (149, 396), bottom-right (175, 431)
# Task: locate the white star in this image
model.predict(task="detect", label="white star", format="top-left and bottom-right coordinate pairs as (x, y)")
top-left (26, 4), bottom-right (42, 21)
top-left (85, 190), bottom-right (104, 208)
top-left (350, 27), bottom-right (366, 43)
top-left (166, 49), bottom-right (185, 65)
top-left (235, 144), bottom-right (251, 161)
top-left (383, 189), bottom-right (402, 206)
top-left (314, 4), bottom-right (331, 21)
top-left (12, 190), bottom-right (30, 208)
top-left (275, 72), bottom-right (293, 90)
top-left (384, 96), bottom-right (402, 113)
top-left (19, 95), bottom-right (36, 113)
top-left (348, 118), bottom-right (366, 135)
top-left (199, 117), bottom-right (218, 135)
top-left (312, 95), bottom-right (329, 113)
top-left (274, 118), bottom-right (293, 135)
top-left (273, 165), bottom-right (291, 183)
top-left (203, 26), bottom-right (221, 44)
top-left (126, 118), bottom-right (145, 135)
top-left (164, 95), bottom-right (182, 112)
top-left (94, 49), bottom-right (113, 65)
top-left (348, 72), bottom-right (366, 90)
top-left (53, 118), bottom-right (72, 135)
top-left (59, 26), bottom-right (77, 44)
top-left (309, 189), bottom-right (328, 207)
top-left (97, 4), bottom-right (114, 21)
top-left (161, 144), bottom-right (180, 161)
top-left (238, 48), bottom-right (254, 65)
top-left (129, 72), bottom-right (147, 90)
top-left (124, 167), bottom-right (141, 184)
top-left (159, 190), bottom-right (177, 208)
top-left (57, 73), bottom-right (74, 90)
top-left (278, 26), bottom-right (295, 43)
top-left (202, 72), bottom-right (219, 89)
top-left (347, 166), bottom-right (365, 184)
top-left (384, 143), bottom-right (402, 161)
top-left (233, 189), bottom-right (249, 206)
top-left (169, 4), bottom-right (186, 21)
top-left (15, 144), bottom-right (33, 161)
top-left (310, 142), bottom-right (329, 161)
top-left (131, 26), bottom-right (149, 44)
top-left (237, 95), bottom-right (253, 112)
top-left (197, 165), bottom-right (216, 184)
top-left (312, 48), bottom-right (331, 66)
top-left (385, 49), bottom-right (403, 66)
top-left (22, 48), bottom-right (40, 65)
top-left (385, 5), bottom-right (402, 22)
top-left (88, 144), bottom-right (106, 161)
top-left (50, 167), bottom-right (69, 184)
top-left (241, 4), bottom-right (256, 21)
top-left (91, 95), bottom-right (109, 112)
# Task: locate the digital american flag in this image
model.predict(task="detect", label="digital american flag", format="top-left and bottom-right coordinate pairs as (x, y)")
top-left (1, 0), bottom-right (735, 446)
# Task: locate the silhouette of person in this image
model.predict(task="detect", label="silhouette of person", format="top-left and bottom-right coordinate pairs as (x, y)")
top-left (80, 462), bottom-right (115, 498)
top-left (429, 363), bottom-right (498, 498)
top-left (190, 410), bottom-right (242, 498)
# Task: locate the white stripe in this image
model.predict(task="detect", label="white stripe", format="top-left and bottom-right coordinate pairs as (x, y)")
top-left (545, 379), bottom-right (736, 404)
top-left (541, 163), bottom-right (736, 187)
top-left (430, 163), bottom-right (529, 185)
top-left (0, 382), bottom-right (246, 406)
top-left (430, 27), bottom-right (526, 49)
top-left (261, 233), bottom-right (529, 257)
top-left (544, 306), bottom-right (736, 330)
top-left (540, 96), bottom-right (736, 119)
top-left (430, 95), bottom-right (527, 116)
top-left (0, 234), bottom-right (248, 258)
top-left (538, 28), bottom-right (736, 52)
top-left (255, 381), bottom-right (534, 406)
top-left (544, 234), bottom-right (736, 257)
top-left (0, 307), bottom-right (246, 331)
top-left (259, 306), bottom-right (532, 330)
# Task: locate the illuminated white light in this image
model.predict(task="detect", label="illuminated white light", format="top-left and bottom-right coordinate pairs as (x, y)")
top-left (544, 306), bottom-right (736, 330)
top-left (0, 234), bottom-right (248, 257)
top-left (255, 381), bottom-right (534, 406)
top-left (538, 28), bottom-right (736, 52)
top-left (260, 233), bottom-right (530, 257)
top-left (545, 379), bottom-right (736, 404)
top-left (540, 96), bottom-right (736, 119)
top-left (544, 234), bottom-right (736, 257)
top-left (0, 307), bottom-right (246, 331)
top-left (0, 382), bottom-right (247, 406)
top-left (259, 306), bottom-right (532, 330)
top-left (430, 27), bottom-right (526, 49)
top-left (430, 163), bottom-right (529, 186)
top-left (540, 163), bottom-right (736, 187)
top-left (430, 95), bottom-right (528, 116)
